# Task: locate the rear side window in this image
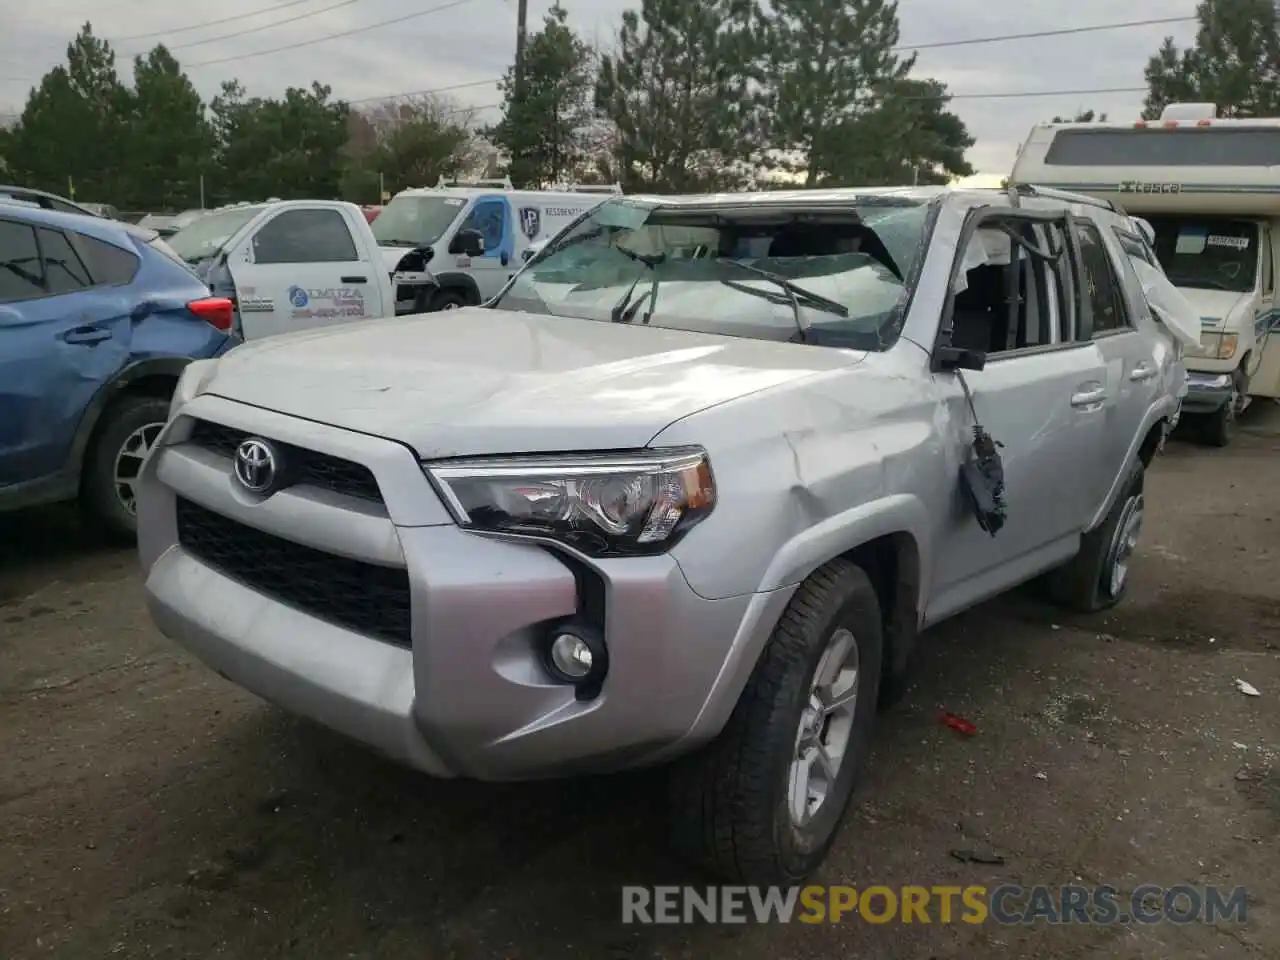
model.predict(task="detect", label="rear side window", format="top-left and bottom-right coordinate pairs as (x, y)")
top-left (75, 233), bottom-right (140, 285)
top-left (1073, 221), bottom-right (1130, 336)
top-left (37, 228), bottom-right (92, 294)
top-left (0, 220), bottom-right (45, 301)
top-left (252, 209), bottom-right (358, 264)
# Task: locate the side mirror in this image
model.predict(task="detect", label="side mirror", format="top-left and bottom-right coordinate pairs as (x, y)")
top-left (449, 228), bottom-right (485, 257)
top-left (933, 345), bottom-right (987, 372)
top-left (521, 247), bottom-right (538, 262)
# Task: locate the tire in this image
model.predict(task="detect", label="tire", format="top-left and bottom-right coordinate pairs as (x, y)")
top-left (80, 394), bottom-right (170, 542)
top-left (427, 289), bottom-right (466, 312)
top-left (668, 557), bottom-right (883, 884)
top-left (1199, 369), bottom-right (1245, 448)
top-left (1046, 459), bottom-right (1145, 613)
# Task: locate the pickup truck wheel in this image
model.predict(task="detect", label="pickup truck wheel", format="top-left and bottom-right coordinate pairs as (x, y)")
top-left (1047, 460), bottom-right (1145, 613)
top-left (428, 290), bottom-right (465, 312)
top-left (80, 394), bottom-right (170, 542)
top-left (667, 558), bottom-right (883, 884)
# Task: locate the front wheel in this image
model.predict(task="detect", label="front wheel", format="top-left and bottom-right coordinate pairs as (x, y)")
top-left (1199, 369), bottom-right (1246, 448)
top-left (427, 289), bottom-right (466, 312)
top-left (667, 558), bottom-right (883, 884)
top-left (80, 395), bottom-right (169, 541)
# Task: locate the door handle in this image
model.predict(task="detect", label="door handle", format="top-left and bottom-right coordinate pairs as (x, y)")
top-left (61, 326), bottom-right (111, 345)
top-left (1071, 385), bottom-right (1107, 407)
top-left (340, 275), bottom-right (367, 284)
top-left (500, 251), bottom-right (510, 266)
top-left (1129, 362), bottom-right (1157, 381)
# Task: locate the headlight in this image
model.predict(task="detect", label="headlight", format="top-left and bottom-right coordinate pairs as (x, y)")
top-left (169, 359), bottom-right (216, 420)
top-left (1198, 331), bottom-right (1238, 359)
top-left (425, 448), bottom-right (715, 557)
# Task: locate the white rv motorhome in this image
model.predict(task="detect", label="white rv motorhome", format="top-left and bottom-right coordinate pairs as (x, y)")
top-left (1010, 102), bottom-right (1280, 445)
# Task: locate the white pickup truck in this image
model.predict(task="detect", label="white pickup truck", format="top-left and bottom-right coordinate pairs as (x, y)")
top-left (166, 200), bottom-right (396, 340)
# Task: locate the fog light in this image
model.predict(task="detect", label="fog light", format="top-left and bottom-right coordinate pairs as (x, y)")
top-left (548, 633), bottom-right (594, 679)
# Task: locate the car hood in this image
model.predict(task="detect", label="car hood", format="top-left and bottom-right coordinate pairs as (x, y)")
top-left (1173, 287), bottom-right (1251, 332)
top-left (202, 308), bottom-right (863, 458)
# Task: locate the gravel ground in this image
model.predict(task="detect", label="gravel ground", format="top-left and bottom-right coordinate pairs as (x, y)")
top-left (1, 405), bottom-right (1277, 959)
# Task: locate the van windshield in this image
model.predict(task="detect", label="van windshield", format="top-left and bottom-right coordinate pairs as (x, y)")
top-left (489, 197), bottom-right (933, 351)
top-left (167, 206), bottom-right (262, 264)
top-left (1144, 216), bottom-right (1259, 293)
top-left (372, 195), bottom-right (468, 247)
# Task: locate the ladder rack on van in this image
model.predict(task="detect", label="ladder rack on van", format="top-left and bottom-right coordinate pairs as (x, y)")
top-left (549, 183), bottom-right (624, 194)
top-left (434, 176), bottom-right (514, 190)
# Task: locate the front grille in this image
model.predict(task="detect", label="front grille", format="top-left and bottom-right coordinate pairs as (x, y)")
top-left (176, 497), bottom-right (411, 646)
top-left (187, 419), bottom-right (382, 503)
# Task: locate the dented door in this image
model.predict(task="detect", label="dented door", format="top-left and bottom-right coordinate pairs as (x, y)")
top-left (0, 285), bottom-right (130, 488)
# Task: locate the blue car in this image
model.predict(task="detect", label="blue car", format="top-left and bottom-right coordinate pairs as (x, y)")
top-left (0, 201), bottom-right (241, 538)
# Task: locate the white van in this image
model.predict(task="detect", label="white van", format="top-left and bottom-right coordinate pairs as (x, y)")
top-left (1010, 102), bottom-right (1280, 445)
top-left (166, 199), bottom-right (394, 341)
top-left (372, 178), bottom-right (621, 314)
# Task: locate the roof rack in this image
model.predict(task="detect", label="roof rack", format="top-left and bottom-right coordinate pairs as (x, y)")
top-left (434, 176), bottom-right (514, 190)
top-left (1010, 181), bottom-right (1118, 212)
top-left (548, 182), bottom-right (623, 194)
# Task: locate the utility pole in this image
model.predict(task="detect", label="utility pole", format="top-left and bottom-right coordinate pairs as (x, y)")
top-left (514, 0), bottom-right (529, 104)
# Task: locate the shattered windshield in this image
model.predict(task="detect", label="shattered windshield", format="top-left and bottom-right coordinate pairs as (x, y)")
top-left (489, 197), bottom-right (933, 350)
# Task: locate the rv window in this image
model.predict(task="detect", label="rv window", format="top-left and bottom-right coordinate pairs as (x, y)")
top-left (1045, 127), bottom-right (1280, 166)
top-left (1073, 221), bottom-right (1130, 336)
top-left (1262, 229), bottom-right (1274, 296)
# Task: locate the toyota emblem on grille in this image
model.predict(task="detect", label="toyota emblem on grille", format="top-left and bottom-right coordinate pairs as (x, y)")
top-left (234, 438), bottom-right (279, 493)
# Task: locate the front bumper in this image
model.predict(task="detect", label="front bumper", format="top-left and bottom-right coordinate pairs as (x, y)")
top-left (1180, 371), bottom-right (1234, 414)
top-left (138, 395), bottom-right (784, 781)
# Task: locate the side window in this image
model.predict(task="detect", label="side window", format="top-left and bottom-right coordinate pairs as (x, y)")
top-left (253, 209), bottom-right (358, 264)
top-left (1262, 228), bottom-right (1274, 296)
top-left (74, 233), bottom-right (140, 286)
top-left (948, 215), bottom-right (1077, 356)
top-left (37, 228), bottom-right (92, 294)
top-left (459, 201), bottom-right (505, 255)
top-left (0, 219), bottom-right (45, 302)
top-left (1073, 220), bottom-right (1130, 336)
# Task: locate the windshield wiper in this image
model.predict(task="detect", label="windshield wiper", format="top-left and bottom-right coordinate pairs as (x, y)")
top-left (715, 258), bottom-right (848, 344)
top-left (380, 238), bottom-right (423, 247)
top-left (611, 250), bottom-right (666, 323)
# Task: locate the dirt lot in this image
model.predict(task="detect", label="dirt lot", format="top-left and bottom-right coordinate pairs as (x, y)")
top-left (1, 407), bottom-right (1278, 960)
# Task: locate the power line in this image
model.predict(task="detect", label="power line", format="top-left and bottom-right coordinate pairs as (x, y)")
top-left (347, 78), bottom-right (501, 105)
top-left (2, 12), bottom-right (1198, 84)
top-left (184, 0), bottom-right (477, 68)
top-left (109, 0), bottom-right (324, 43)
top-left (156, 0), bottom-right (367, 54)
top-left (893, 15), bottom-right (1196, 53)
top-left (943, 85), bottom-right (1147, 101)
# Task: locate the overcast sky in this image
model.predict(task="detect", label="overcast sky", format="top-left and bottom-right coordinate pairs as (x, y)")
top-left (1, 0), bottom-right (1203, 175)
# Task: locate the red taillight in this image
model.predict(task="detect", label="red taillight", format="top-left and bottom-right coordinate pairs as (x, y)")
top-left (188, 296), bottom-right (235, 332)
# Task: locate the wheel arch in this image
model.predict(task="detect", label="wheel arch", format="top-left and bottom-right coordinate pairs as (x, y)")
top-left (431, 271), bottom-right (482, 306)
top-left (678, 495), bottom-right (930, 749)
top-left (71, 357), bottom-right (189, 487)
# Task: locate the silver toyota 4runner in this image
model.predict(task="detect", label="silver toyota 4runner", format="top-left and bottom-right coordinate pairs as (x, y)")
top-left (138, 185), bottom-right (1185, 884)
